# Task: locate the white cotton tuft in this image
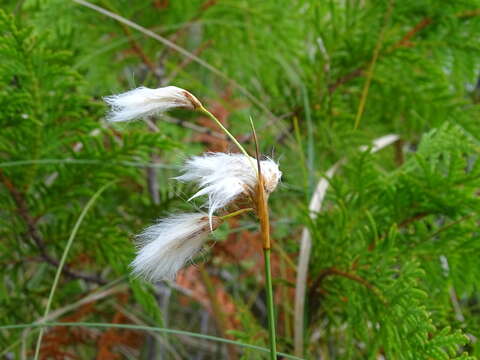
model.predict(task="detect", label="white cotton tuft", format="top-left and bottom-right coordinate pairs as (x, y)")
top-left (104, 86), bottom-right (201, 122)
top-left (175, 153), bottom-right (282, 221)
top-left (259, 156), bottom-right (282, 194)
top-left (131, 213), bottom-right (219, 281)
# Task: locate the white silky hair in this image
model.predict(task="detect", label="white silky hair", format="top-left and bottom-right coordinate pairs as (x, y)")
top-left (175, 153), bottom-right (282, 222)
top-left (131, 213), bottom-right (215, 281)
top-left (104, 86), bottom-right (200, 122)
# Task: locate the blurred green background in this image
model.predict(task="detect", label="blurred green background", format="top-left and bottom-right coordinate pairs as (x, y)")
top-left (1, 0), bottom-right (480, 359)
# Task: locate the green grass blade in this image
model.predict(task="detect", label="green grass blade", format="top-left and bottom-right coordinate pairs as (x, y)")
top-left (32, 181), bottom-right (115, 359)
top-left (3, 322), bottom-right (303, 360)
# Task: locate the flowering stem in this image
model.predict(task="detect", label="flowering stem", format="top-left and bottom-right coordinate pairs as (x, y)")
top-left (220, 208), bottom-right (253, 220)
top-left (264, 248), bottom-right (277, 360)
top-left (250, 117), bottom-right (277, 359)
top-left (198, 106), bottom-right (251, 159)
top-left (259, 178), bottom-right (277, 359)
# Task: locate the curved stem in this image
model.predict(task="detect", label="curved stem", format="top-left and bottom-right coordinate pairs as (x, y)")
top-left (264, 248), bottom-right (277, 360)
top-left (198, 106), bottom-right (250, 159)
top-left (3, 322), bottom-right (302, 360)
top-left (33, 182), bottom-right (114, 360)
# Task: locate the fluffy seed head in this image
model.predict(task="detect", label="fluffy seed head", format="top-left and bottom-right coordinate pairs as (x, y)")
top-left (175, 153), bottom-right (282, 221)
top-left (259, 158), bottom-right (282, 193)
top-left (104, 86), bottom-right (201, 122)
top-left (131, 213), bottom-right (220, 281)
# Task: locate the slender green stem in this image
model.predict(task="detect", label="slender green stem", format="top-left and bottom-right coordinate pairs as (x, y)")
top-left (198, 106), bottom-right (250, 158)
top-left (264, 248), bottom-right (277, 360)
top-left (250, 116), bottom-right (277, 359)
top-left (33, 181), bottom-right (114, 360)
top-left (220, 207), bottom-right (253, 220)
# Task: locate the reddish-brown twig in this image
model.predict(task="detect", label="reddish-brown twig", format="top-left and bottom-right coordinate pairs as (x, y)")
top-left (0, 169), bottom-right (106, 285)
top-left (329, 10), bottom-right (480, 95)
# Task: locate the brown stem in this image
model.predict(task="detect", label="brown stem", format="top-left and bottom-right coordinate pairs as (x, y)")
top-left (328, 67), bottom-right (364, 94)
top-left (310, 267), bottom-right (377, 296)
top-left (111, 9), bottom-right (159, 78)
top-left (398, 212), bottom-right (429, 228)
top-left (250, 120), bottom-right (270, 249)
top-left (249, 119), bottom-right (277, 359)
top-left (157, 0), bottom-right (218, 62)
top-left (0, 169), bottom-right (106, 285)
top-left (457, 9), bottom-right (480, 18)
top-left (394, 139), bottom-right (405, 166)
top-left (390, 17), bottom-right (432, 50)
top-left (328, 17), bottom-right (433, 94)
top-left (162, 40), bottom-right (212, 85)
top-left (129, 37), bottom-right (159, 75)
top-left (368, 211), bottom-right (430, 251)
top-left (307, 266), bottom-right (384, 331)
top-left (427, 214), bottom-right (474, 240)
top-left (329, 9), bottom-right (480, 95)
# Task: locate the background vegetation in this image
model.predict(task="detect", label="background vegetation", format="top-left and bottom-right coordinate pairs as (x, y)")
top-left (1, 0), bottom-right (480, 359)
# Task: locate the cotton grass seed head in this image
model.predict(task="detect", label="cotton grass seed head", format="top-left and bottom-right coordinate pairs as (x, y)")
top-left (175, 152), bottom-right (282, 222)
top-left (131, 213), bottom-right (221, 281)
top-left (104, 86), bottom-right (201, 122)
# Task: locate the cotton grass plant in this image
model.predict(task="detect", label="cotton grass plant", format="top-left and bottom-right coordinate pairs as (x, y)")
top-left (104, 85), bottom-right (281, 359)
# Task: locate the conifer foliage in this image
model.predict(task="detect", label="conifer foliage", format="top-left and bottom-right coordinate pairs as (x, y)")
top-left (1, 1), bottom-right (480, 359)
